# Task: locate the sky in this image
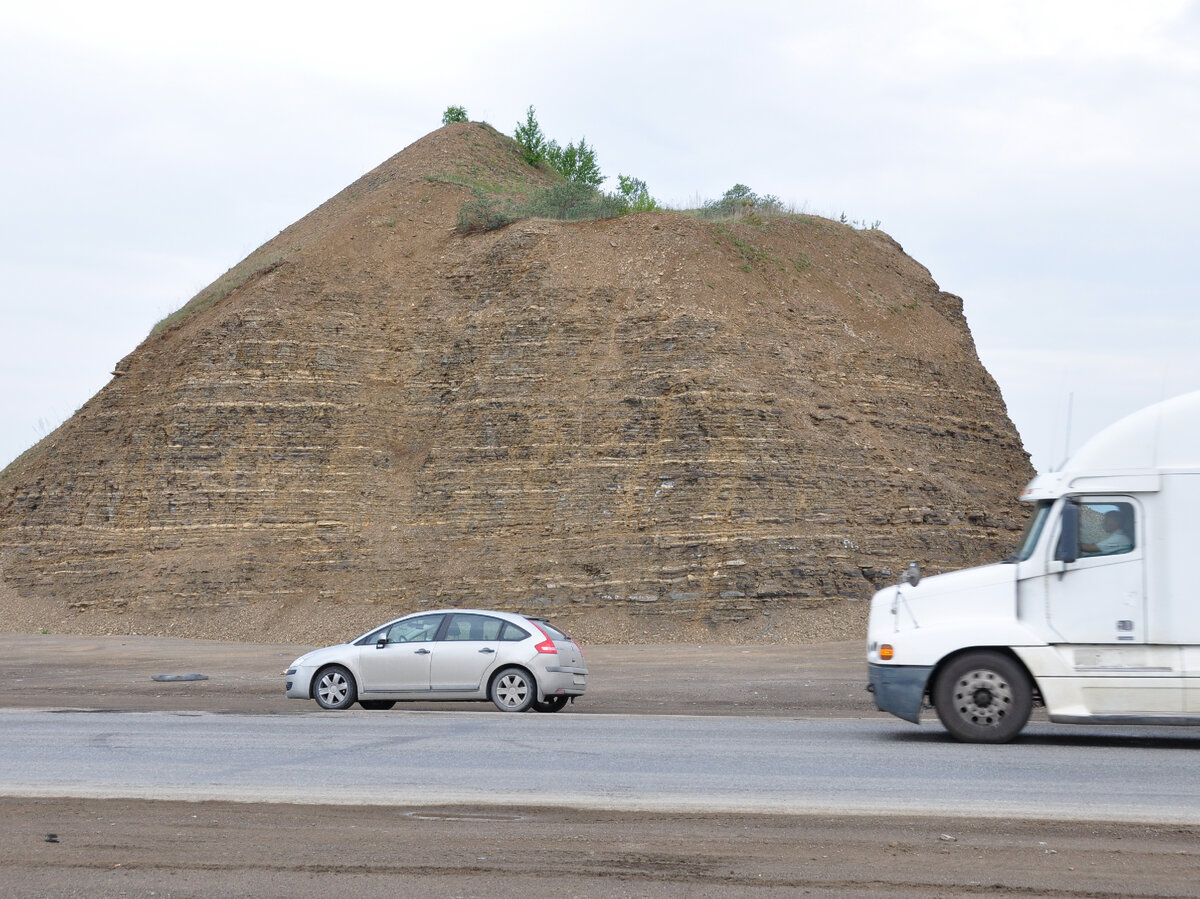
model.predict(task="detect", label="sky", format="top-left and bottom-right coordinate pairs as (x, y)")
top-left (1, 0), bottom-right (1198, 476)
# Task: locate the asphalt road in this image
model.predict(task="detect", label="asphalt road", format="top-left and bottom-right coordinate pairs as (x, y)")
top-left (5, 709), bottom-right (1200, 823)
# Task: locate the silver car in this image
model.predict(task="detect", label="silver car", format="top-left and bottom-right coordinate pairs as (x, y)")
top-left (284, 609), bottom-right (587, 712)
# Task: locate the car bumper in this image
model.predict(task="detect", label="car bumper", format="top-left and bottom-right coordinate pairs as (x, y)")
top-left (284, 666), bottom-right (316, 699)
top-left (539, 665), bottom-right (588, 698)
top-left (867, 662), bottom-right (932, 724)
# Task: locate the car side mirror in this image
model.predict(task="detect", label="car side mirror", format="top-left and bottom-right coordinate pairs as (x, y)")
top-left (899, 562), bottom-right (921, 587)
top-left (376, 636), bottom-right (389, 648)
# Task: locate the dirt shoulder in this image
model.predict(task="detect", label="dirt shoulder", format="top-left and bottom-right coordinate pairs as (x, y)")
top-left (0, 633), bottom-right (873, 716)
top-left (6, 798), bottom-right (1197, 898)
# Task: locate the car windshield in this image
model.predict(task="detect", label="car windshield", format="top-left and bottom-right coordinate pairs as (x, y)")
top-left (1006, 500), bottom-right (1053, 562)
top-left (354, 614), bottom-right (444, 645)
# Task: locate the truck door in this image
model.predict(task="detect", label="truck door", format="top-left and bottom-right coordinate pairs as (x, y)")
top-left (1048, 499), bottom-right (1143, 644)
top-left (1033, 497), bottom-right (1180, 716)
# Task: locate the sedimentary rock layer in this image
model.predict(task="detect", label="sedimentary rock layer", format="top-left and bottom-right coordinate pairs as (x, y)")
top-left (0, 123), bottom-right (1031, 643)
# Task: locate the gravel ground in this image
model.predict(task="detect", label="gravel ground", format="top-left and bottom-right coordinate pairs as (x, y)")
top-left (0, 632), bottom-right (871, 716)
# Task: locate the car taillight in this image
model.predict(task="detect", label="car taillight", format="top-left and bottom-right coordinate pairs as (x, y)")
top-left (532, 623), bottom-right (558, 654)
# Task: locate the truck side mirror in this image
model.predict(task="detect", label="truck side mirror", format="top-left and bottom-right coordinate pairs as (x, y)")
top-left (1055, 501), bottom-right (1079, 564)
top-left (899, 562), bottom-right (921, 587)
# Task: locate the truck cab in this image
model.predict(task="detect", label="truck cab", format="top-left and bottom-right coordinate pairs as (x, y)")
top-left (867, 390), bottom-right (1200, 742)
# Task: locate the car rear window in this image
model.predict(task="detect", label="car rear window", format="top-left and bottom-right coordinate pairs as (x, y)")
top-left (533, 620), bottom-right (570, 641)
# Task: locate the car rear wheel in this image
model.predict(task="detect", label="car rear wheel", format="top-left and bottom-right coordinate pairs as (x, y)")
top-left (358, 700), bottom-right (396, 710)
top-left (491, 667), bottom-right (535, 712)
top-left (314, 665), bottom-right (357, 710)
top-left (532, 695), bottom-right (569, 713)
top-left (933, 651), bottom-right (1032, 743)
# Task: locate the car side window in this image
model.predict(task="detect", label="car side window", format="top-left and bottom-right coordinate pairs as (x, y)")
top-left (1078, 501), bottom-right (1135, 557)
top-left (443, 614), bottom-right (502, 642)
top-left (500, 622), bottom-right (530, 642)
top-left (385, 614), bottom-right (443, 644)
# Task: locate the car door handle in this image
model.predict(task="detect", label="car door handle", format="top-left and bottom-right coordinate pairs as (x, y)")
top-left (414, 648), bottom-right (431, 655)
top-left (478, 647), bottom-right (495, 654)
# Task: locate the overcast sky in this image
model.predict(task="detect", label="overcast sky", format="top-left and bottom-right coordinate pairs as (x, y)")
top-left (2, 0), bottom-right (1198, 477)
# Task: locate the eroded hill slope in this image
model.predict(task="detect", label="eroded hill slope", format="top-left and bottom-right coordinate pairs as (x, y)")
top-left (0, 122), bottom-right (1031, 643)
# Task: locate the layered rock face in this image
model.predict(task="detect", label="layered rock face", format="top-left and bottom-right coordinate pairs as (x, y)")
top-left (0, 123), bottom-right (1032, 643)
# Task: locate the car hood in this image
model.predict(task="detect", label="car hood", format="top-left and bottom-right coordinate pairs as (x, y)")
top-left (289, 643), bottom-right (353, 668)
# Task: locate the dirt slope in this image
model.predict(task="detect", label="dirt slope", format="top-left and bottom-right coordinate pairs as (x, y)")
top-left (0, 122), bottom-right (1032, 644)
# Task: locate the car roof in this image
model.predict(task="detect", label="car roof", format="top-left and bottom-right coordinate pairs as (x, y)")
top-left (397, 608), bottom-right (529, 619)
top-left (370, 608), bottom-right (543, 629)
top-left (347, 609), bottom-right (562, 646)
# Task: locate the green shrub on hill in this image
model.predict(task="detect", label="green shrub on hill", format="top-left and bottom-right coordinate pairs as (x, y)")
top-left (546, 138), bottom-right (603, 188)
top-left (455, 189), bottom-right (518, 234)
top-left (617, 175), bottom-right (658, 212)
top-left (514, 105), bottom-right (548, 166)
top-left (523, 180), bottom-right (625, 221)
top-left (452, 105), bottom-right (661, 232)
top-left (699, 184), bottom-right (784, 220)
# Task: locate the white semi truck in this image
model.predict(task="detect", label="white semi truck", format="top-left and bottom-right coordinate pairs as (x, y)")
top-left (866, 390), bottom-right (1200, 742)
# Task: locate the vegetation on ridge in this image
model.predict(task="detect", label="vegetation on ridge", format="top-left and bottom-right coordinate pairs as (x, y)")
top-left (445, 104), bottom-right (879, 236)
top-left (452, 105), bottom-right (661, 233)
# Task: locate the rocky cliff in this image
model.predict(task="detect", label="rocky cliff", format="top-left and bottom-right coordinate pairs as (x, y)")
top-left (0, 122), bottom-right (1032, 643)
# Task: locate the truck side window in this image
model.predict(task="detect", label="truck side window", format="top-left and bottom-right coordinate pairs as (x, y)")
top-left (1077, 501), bottom-right (1135, 556)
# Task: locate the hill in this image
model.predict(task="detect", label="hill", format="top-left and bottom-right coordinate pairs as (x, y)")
top-left (0, 122), bottom-right (1032, 644)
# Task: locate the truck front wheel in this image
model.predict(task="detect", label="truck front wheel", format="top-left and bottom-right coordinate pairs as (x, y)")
top-left (933, 651), bottom-right (1032, 743)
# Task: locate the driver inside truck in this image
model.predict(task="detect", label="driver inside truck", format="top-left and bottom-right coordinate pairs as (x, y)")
top-left (1080, 509), bottom-right (1133, 555)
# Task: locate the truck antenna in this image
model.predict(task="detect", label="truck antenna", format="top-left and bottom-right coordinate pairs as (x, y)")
top-left (1059, 392), bottom-right (1074, 471)
top-left (1152, 365), bottom-right (1170, 468)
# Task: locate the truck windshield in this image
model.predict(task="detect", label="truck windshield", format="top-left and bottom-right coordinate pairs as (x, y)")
top-left (1006, 500), bottom-right (1053, 562)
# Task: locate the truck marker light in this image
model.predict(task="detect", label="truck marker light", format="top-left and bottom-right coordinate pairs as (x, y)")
top-left (880, 644), bottom-right (894, 660)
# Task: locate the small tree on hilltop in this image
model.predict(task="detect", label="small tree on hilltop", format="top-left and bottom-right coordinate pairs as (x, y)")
top-left (547, 137), bottom-right (604, 188)
top-left (617, 174), bottom-right (659, 212)
top-left (442, 105), bottom-right (468, 125)
top-left (702, 184), bottom-right (782, 219)
top-left (514, 105), bottom-right (547, 166)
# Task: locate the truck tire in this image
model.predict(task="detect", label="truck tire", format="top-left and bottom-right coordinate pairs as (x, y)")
top-left (933, 651), bottom-right (1032, 743)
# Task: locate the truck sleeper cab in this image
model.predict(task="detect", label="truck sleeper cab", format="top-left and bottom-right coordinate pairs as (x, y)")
top-left (867, 390), bottom-right (1200, 742)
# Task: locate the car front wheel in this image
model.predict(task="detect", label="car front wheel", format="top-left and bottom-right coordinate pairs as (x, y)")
top-left (491, 667), bottom-right (536, 712)
top-left (933, 651), bottom-right (1032, 743)
top-left (314, 665), bottom-right (357, 710)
